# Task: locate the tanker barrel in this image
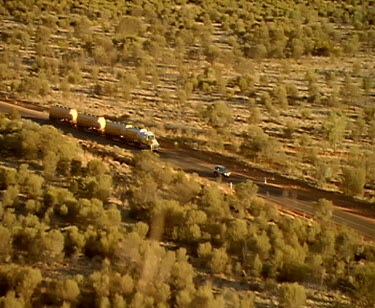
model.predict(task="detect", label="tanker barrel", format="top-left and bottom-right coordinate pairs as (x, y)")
top-left (104, 121), bottom-right (126, 136)
top-left (77, 114), bottom-right (106, 132)
top-left (49, 106), bottom-right (78, 123)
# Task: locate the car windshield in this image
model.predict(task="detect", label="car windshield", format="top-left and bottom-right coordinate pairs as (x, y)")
top-left (217, 166), bottom-right (227, 172)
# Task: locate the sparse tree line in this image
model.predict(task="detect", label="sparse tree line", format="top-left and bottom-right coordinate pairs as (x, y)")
top-left (0, 113), bottom-right (374, 307)
top-left (0, 0), bottom-right (373, 101)
top-left (199, 101), bottom-right (375, 197)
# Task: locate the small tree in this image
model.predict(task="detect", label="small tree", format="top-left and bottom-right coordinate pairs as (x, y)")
top-left (272, 83), bottom-right (288, 108)
top-left (7, 265), bottom-right (43, 301)
top-left (314, 198), bottom-right (333, 222)
top-left (351, 116), bottom-right (366, 141)
top-left (38, 229), bottom-right (65, 262)
top-left (234, 180), bottom-right (258, 211)
top-left (2, 185), bottom-right (19, 207)
top-left (115, 16), bottom-right (145, 40)
top-left (343, 34), bottom-right (360, 55)
top-left (0, 291), bottom-right (25, 308)
top-left (202, 101), bottom-right (233, 128)
top-left (56, 278), bottom-right (80, 303)
top-left (0, 226), bottom-right (12, 261)
top-left (291, 38), bottom-right (304, 59)
top-left (322, 112), bottom-right (347, 151)
top-left (25, 174), bottom-right (44, 199)
top-left (308, 82), bottom-right (321, 104)
top-left (342, 166), bottom-right (366, 197)
top-left (43, 151), bottom-right (58, 178)
top-left (279, 283), bottom-right (306, 308)
top-left (284, 120), bottom-right (296, 139)
top-left (210, 248), bottom-right (229, 274)
top-left (350, 262), bottom-right (375, 307)
top-left (241, 126), bottom-right (278, 162)
top-left (247, 99), bottom-right (261, 125)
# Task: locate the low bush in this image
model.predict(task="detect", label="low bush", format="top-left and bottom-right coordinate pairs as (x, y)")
top-left (279, 282), bottom-right (306, 308)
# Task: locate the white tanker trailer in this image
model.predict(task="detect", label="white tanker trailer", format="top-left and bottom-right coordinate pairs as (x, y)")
top-left (105, 121), bottom-right (159, 151)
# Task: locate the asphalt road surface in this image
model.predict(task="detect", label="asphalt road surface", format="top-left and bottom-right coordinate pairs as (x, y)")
top-left (1, 100), bottom-right (374, 239)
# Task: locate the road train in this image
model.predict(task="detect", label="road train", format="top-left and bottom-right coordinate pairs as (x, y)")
top-left (49, 105), bottom-right (160, 151)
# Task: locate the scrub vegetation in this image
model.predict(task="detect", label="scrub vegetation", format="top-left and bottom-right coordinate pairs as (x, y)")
top-left (0, 0), bottom-right (374, 200)
top-left (0, 0), bottom-right (375, 307)
top-left (1, 112), bottom-right (375, 307)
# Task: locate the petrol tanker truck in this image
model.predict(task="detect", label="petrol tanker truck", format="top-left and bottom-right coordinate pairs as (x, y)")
top-left (48, 105), bottom-right (160, 151)
top-left (104, 121), bottom-right (159, 151)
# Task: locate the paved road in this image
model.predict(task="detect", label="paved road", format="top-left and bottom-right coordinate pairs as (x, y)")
top-left (1, 101), bottom-right (374, 239)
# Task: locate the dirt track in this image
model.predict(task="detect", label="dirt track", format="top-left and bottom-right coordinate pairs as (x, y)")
top-left (1, 100), bottom-right (374, 239)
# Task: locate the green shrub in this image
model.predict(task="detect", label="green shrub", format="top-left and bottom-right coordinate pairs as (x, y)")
top-left (322, 112), bottom-right (347, 151)
top-left (0, 291), bottom-right (25, 308)
top-left (190, 283), bottom-right (224, 308)
top-left (0, 226), bottom-right (12, 262)
top-left (273, 84), bottom-right (288, 108)
top-left (210, 248), bottom-right (229, 274)
top-left (279, 282), bottom-right (306, 308)
top-left (18, 74), bottom-right (50, 97)
top-left (133, 222), bottom-right (149, 239)
top-left (1, 265), bottom-right (43, 300)
top-left (236, 75), bottom-right (255, 95)
top-left (171, 173), bottom-right (201, 204)
top-left (239, 291), bottom-right (255, 308)
top-left (350, 262), bottom-right (375, 307)
top-left (115, 16), bottom-right (146, 40)
top-left (77, 198), bottom-right (106, 227)
top-left (2, 185), bottom-right (19, 207)
top-left (171, 253), bottom-right (194, 290)
top-left (0, 168), bottom-right (17, 188)
top-left (225, 219), bottom-right (247, 254)
top-left (234, 180), bottom-right (258, 209)
top-left (26, 229), bottom-right (66, 262)
top-left (241, 126), bottom-right (278, 162)
top-left (75, 175), bottom-right (112, 202)
top-left (56, 278), bottom-right (80, 303)
top-left (87, 159), bottom-right (109, 177)
top-left (343, 34), bottom-right (360, 55)
top-left (314, 198), bottom-right (333, 222)
top-left (90, 270), bottom-right (110, 298)
top-left (197, 242), bottom-right (212, 266)
top-left (56, 158), bottom-right (71, 177)
top-left (129, 175), bottom-right (159, 214)
top-left (202, 101), bottom-right (233, 128)
top-left (42, 151), bottom-right (58, 178)
top-left (200, 185), bottom-right (230, 221)
top-left (35, 26), bottom-right (51, 43)
top-left (312, 227), bottom-right (335, 260)
top-left (247, 100), bottom-right (261, 125)
top-left (308, 81), bottom-right (321, 104)
top-left (176, 288), bottom-right (194, 308)
top-left (24, 173), bottom-right (44, 199)
top-left (64, 226), bottom-right (86, 256)
top-left (342, 166), bottom-right (366, 197)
